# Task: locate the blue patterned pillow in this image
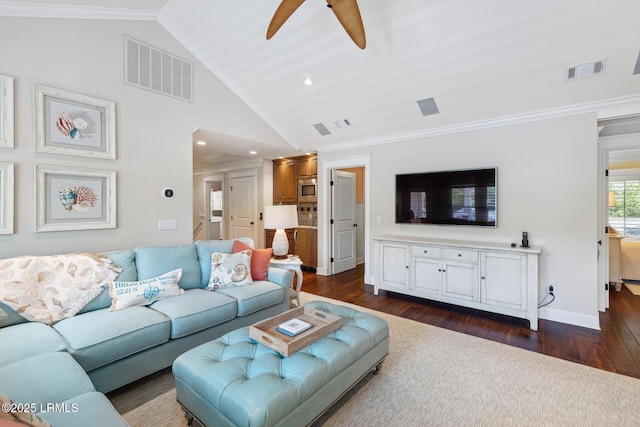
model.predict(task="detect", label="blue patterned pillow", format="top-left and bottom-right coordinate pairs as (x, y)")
top-left (108, 269), bottom-right (184, 311)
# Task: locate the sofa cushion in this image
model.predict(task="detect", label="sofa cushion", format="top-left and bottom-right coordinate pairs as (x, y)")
top-left (109, 268), bottom-right (184, 311)
top-left (135, 245), bottom-right (201, 290)
top-left (195, 238), bottom-right (254, 287)
top-left (0, 322), bottom-right (66, 367)
top-left (0, 352), bottom-right (94, 406)
top-left (149, 289), bottom-right (237, 339)
top-left (77, 251), bottom-right (137, 315)
top-left (214, 281), bottom-right (285, 316)
top-left (53, 306), bottom-right (170, 371)
top-left (38, 392), bottom-right (129, 427)
top-left (232, 240), bottom-right (272, 281)
top-left (105, 250), bottom-right (137, 281)
top-left (207, 251), bottom-right (253, 290)
top-left (0, 301), bottom-right (27, 328)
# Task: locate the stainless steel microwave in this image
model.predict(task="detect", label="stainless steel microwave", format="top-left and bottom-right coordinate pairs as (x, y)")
top-left (298, 178), bottom-right (317, 202)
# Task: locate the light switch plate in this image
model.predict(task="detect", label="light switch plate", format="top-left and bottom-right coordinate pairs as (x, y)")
top-left (158, 219), bottom-right (177, 230)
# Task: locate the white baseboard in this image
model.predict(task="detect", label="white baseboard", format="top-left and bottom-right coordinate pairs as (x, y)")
top-left (538, 307), bottom-right (600, 330)
top-left (315, 266), bottom-right (329, 276)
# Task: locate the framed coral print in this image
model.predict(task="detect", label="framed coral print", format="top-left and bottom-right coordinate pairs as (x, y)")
top-left (35, 165), bottom-right (116, 232)
top-left (34, 85), bottom-right (116, 159)
top-left (0, 74), bottom-right (14, 149)
top-left (0, 162), bottom-right (14, 234)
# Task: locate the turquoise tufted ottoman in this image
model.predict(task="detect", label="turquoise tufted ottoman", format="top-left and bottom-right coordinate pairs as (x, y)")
top-left (173, 301), bottom-right (389, 427)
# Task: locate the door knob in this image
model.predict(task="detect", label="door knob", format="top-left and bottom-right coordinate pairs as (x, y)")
top-left (250, 222), bottom-right (254, 225)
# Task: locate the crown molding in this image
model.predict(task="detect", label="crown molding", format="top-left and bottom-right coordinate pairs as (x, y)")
top-left (319, 93), bottom-right (640, 154)
top-left (0, 1), bottom-right (158, 20)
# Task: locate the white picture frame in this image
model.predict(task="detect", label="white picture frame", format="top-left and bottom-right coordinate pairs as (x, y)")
top-left (35, 164), bottom-right (116, 232)
top-left (34, 84), bottom-right (116, 159)
top-left (0, 74), bottom-right (14, 149)
top-left (0, 162), bottom-right (14, 234)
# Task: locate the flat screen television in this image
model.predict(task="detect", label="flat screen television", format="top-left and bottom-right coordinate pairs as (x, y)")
top-left (396, 168), bottom-right (497, 227)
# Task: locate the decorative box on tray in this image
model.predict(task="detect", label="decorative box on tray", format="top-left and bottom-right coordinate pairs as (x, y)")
top-left (249, 305), bottom-right (342, 356)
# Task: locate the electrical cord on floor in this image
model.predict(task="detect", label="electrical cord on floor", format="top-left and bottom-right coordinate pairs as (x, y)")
top-left (538, 292), bottom-right (555, 308)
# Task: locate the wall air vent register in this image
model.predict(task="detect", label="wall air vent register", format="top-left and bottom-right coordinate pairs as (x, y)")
top-left (124, 36), bottom-right (193, 102)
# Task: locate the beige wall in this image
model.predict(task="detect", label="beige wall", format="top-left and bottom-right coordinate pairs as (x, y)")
top-left (319, 113), bottom-right (600, 328)
top-left (0, 17), bottom-right (283, 258)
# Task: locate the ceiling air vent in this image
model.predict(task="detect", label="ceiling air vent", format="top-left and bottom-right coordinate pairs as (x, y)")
top-left (124, 36), bottom-right (193, 102)
top-left (416, 97), bottom-right (439, 117)
top-left (565, 59), bottom-right (607, 81)
top-left (313, 123), bottom-right (331, 136)
top-left (334, 119), bottom-right (351, 128)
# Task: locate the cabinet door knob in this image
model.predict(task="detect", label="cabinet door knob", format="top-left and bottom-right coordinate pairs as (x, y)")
top-left (458, 253), bottom-right (462, 257)
top-left (481, 276), bottom-right (486, 280)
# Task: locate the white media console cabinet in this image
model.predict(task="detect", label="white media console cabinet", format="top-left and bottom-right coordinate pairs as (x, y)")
top-left (373, 235), bottom-right (541, 330)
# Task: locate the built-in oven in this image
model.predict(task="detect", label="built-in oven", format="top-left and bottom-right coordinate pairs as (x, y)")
top-left (298, 178), bottom-right (317, 202)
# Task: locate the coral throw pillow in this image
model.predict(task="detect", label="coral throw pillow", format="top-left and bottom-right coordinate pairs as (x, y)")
top-left (232, 240), bottom-right (272, 281)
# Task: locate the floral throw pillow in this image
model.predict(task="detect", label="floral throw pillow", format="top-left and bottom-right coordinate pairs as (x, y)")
top-left (108, 269), bottom-right (184, 311)
top-left (207, 251), bottom-right (253, 290)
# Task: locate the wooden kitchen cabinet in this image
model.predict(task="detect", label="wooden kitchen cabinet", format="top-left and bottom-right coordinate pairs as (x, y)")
top-left (273, 159), bottom-right (298, 204)
top-left (297, 155), bottom-right (317, 178)
top-left (295, 227), bottom-right (317, 270)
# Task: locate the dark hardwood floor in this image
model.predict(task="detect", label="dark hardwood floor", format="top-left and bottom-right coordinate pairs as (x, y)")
top-left (302, 264), bottom-right (640, 380)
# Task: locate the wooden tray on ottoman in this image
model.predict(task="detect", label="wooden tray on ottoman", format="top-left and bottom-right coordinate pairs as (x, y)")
top-left (249, 306), bottom-right (342, 356)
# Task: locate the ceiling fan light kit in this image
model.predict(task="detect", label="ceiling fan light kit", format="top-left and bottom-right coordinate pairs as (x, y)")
top-left (267, 0), bottom-right (366, 49)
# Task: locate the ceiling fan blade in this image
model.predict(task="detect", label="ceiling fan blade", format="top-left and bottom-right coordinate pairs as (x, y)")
top-left (267, 0), bottom-right (306, 40)
top-left (327, 0), bottom-right (366, 49)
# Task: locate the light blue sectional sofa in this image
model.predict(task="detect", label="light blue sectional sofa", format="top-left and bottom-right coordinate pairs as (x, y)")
top-left (0, 238), bottom-right (293, 427)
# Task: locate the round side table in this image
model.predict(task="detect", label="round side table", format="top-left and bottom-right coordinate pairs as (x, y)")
top-left (269, 256), bottom-right (303, 307)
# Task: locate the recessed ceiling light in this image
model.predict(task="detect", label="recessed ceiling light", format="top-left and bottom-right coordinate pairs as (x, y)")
top-left (304, 77), bottom-right (314, 86)
top-left (196, 140), bottom-right (206, 146)
top-left (249, 151), bottom-right (257, 155)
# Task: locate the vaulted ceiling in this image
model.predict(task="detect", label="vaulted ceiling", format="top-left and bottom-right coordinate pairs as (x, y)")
top-left (5, 0), bottom-right (640, 166)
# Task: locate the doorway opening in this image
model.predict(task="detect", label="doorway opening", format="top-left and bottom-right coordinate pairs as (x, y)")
top-left (598, 114), bottom-right (640, 312)
top-left (318, 155), bottom-right (372, 284)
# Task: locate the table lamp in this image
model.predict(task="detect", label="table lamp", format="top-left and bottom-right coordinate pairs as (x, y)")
top-left (264, 204), bottom-right (298, 259)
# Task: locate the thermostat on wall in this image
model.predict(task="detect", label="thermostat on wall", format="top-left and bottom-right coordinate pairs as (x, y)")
top-left (161, 187), bottom-right (175, 199)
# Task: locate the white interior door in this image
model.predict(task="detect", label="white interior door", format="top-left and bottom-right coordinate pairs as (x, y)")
top-left (332, 170), bottom-right (356, 274)
top-left (229, 176), bottom-right (257, 242)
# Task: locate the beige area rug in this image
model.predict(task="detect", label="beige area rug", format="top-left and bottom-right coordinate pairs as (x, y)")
top-left (624, 282), bottom-right (640, 295)
top-left (111, 292), bottom-right (640, 426)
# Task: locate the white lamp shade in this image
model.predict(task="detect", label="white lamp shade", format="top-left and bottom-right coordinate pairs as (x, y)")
top-left (264, 205), bottom-right (298, 229)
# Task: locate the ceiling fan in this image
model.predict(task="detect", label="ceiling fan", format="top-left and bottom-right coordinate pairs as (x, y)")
top-left (266, 0), bottom-right (366, 49)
